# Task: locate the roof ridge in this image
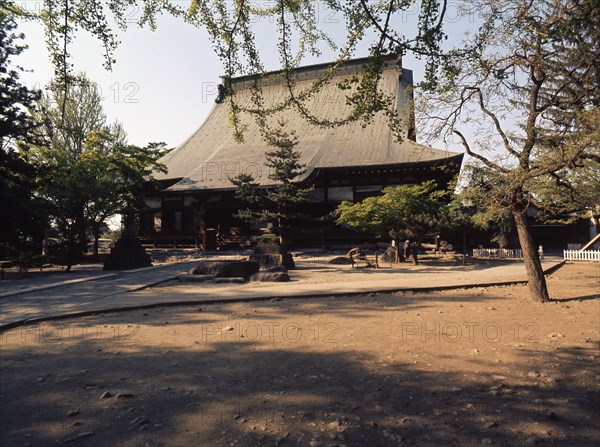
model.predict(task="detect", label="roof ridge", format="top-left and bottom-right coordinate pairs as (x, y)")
top-left (224, 55), bottom-right (402, 90)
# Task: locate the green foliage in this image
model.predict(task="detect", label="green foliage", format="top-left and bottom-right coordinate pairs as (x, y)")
top-left (458, 107), bottom-right (600, 245)
top-left (100, 228), bottom-right (122, 245)
top-left (0, 11), bottom-right (46, 249)
top-left (458, 164), bottom-right (515, 247)
top-left (335, 181), bottom-right (452, 241)
top-left (529, 107), bottom-right (600, 223)
top-left (0, 145), bottom-right (47, 247)
top-left (459, 165), bottom-right (514, 229)
top-left (420, 0), bottom-right (600, 302)
top-left (26, 74), bottom-right (167, 267)
top-left (10, 0), bottom-right (450, 142)
top-left (251, 233), bottom-right (280, 245)
top-left (231, 120), bottom-right (311, 249)
top-left (0, 10), bottom-right (41, 151)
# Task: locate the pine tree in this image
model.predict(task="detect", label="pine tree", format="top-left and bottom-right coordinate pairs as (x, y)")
top-left (231, 120), bottom-right (311, 264)
top-left (0, 11), bottom-right (46, 252)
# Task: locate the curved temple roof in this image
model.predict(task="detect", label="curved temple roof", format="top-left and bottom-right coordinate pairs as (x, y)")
top-left (156, 57), bottom-right (461, 192)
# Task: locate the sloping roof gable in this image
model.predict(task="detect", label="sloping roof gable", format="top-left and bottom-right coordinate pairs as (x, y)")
top-left (157, 57), bottom-right (460, 191)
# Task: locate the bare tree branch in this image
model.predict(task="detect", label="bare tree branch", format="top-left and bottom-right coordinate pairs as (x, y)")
top-left (471, 87), bottom-right (520, 158)
top-left (454, 130), bottom-right (510, 173)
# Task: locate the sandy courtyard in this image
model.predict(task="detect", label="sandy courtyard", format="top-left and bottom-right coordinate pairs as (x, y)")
top-left (0, 262), bottom-right (598, 447)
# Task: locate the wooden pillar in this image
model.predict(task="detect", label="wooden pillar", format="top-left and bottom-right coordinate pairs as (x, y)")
top-left (200, 205), bottom-right (207, 252)
top-left (192, 200), bottom-right (199, 250)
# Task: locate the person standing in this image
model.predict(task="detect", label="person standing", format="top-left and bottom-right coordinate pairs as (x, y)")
top-left (411, 241), bottom-right (419, 265)
top-left (538, 244), bottom-right (544, 260)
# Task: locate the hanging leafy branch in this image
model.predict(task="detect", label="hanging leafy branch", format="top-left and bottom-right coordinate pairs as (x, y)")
top-left (7, 0), bottom-right (450, 142)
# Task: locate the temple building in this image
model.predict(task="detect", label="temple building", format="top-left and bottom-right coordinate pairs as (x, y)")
top-left (139, 56), bottom-right (464, 249)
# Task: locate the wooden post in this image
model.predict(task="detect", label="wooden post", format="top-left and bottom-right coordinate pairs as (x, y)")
top-left (192, 200), bottom-right (199, 250)
top-left (463, 228), bottom-right (467, 266)
top-left (200, 205), bottom-right (207, 252)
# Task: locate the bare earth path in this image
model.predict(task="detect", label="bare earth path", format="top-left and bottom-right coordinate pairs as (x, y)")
top-left (0, 262), bottom-right (598, 447)
top-left (0, 257), bottom-right (563, 328)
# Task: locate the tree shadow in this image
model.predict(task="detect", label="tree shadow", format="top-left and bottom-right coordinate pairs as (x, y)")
top-left (96, 289), bottom-right (502, 328)
top-left (1, 309), bottom-right (597, 447)
top-left (550, 294), bottom-right (600, 303)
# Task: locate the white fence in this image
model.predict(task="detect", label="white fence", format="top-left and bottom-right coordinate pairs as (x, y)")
top-left (563, 250), bottom-right (600, 262)
top-left (472, 248), bottom-right (523, 259)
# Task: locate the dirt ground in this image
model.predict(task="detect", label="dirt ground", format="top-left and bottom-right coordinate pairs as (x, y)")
top-left (0, 262), bottom-right (598, 447)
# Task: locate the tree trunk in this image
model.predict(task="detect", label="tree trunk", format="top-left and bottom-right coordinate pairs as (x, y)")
top-left (462, 228), bottom-right (467, 266)
top-left (66, 232), bottom-right (75, 272)
top-left (497, 232), bottom-right (509, 249)
top-left (592, 216), bottom-right (599, 238)
top-left (93, 225), bottom-right (100, 262)
top-left (278, 216), bottom-right (287, 255)
top-left (77, 210), bottom-right (87, 255)
top-left (512, 210), bottom-right (549, 303)
top-left (277, 205), bottom-right (288, 256)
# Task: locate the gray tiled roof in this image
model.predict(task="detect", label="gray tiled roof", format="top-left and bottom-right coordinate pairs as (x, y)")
top-left (157, 58), bottom-right (460, 192)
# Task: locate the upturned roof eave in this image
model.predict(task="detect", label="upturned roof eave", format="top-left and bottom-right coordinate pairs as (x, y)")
top-left (160, 154), bottom-right (464, 193)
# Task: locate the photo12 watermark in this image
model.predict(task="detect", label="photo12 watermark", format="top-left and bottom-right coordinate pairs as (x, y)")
top-left (31, 80), bottom-right (141, 105)
top-left (400, 320), bottom-right (539, 344)
top-left (198, 321), bottom-right (339, 344)
top-left (0, 323), bottom-right (141, 345)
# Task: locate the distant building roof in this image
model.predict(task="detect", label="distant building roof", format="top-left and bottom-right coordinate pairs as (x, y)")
top-left (156, 56), bottom-right (461, 192)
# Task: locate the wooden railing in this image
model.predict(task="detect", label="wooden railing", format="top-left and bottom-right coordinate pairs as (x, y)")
top-left (563, 250), bottom-right (600, 262)
top-left (472, 248), bottom-right (523, 259)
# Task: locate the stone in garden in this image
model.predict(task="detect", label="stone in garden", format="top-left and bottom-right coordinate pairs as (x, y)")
top-left (328, 256), bottom-right (353, 265)
top-left (103, 206), bottom-right (152, 270)
top-left (212, 277), bottom-right (245, 284)
top-left (249, 272), bottom-right (291, 282)
top-left (191, 260), bottom-right (259, 278)
top-left (177, 274), bottom-right (214, 282)
top-left (265, 265), bottom-right (288, 273)
top-left (250, 243), bottom-right (295, 269)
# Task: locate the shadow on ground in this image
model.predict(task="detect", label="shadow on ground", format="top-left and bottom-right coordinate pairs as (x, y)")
top-left (1, 305), bottom-right (598, 447)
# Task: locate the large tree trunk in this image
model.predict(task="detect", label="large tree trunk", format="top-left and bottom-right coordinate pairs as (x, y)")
top-left (65, 231), bottom-right (75, 272)
top-left (512, 210), bottom-right (549, 303)
top-left (77, 209), bottom-right (87, 255)
top-left (278, 215), bottom-right (287, 255)
top-left (92, 224), bottom-right (100, 262)
top-left (592, 216), bottom-right (599, 238)
top-left (497, 232), bottom-right (509, 249)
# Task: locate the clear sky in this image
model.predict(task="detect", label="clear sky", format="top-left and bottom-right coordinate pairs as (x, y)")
top-left (15, 1), bottom-right (474, 150)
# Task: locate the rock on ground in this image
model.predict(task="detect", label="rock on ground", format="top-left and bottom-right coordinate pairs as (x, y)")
top-left (249, 272), bottom-right (291, 282)
top-left (190, 260), bottom-right (259, 278)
